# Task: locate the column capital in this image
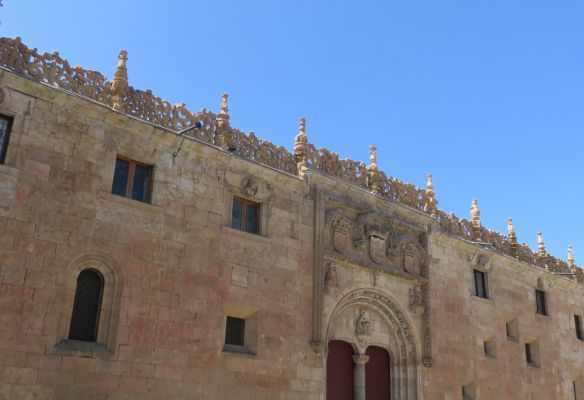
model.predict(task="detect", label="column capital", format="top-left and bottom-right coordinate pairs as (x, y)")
top-left (352, 354), bottom-right (370, 364)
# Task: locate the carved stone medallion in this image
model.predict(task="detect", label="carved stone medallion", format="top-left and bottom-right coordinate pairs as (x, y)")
top-left (241, 178), bottom-right (258, 197)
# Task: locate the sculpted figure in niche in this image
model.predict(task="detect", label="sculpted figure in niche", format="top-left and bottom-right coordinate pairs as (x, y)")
top-left (409, 286), bottom-right (424, 316)
top-left (355, 309), bottom-right (371, 338)
top-left (323, 261), bottom-right (339, 294)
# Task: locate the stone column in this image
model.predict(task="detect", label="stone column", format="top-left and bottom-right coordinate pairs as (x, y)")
top-left (353, 354), bottom-right (370, 400)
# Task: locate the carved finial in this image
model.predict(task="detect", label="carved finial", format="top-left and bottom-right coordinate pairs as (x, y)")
top-left (471, 199), bottom-right (481, 228)
top-left (220, 93), bottom-right (229, 118)
top-left (537, 232), bottom-right (546, 256)
top-left (367, 146), bottom-right (383, 194)
top-left (568, 245), bottom-right (577, 277)
top-left (424, 173), bottom-right (438, 217)
top-left (294, 117), bottom-right (309, 175)
top-left (215, 93), bottom-right (230, 149)
top-left (111, 49), bottom-right (128, 112)
top-left (507, 218), bottom-right (517, 256)
top-left (426, 173), bottom-right (434, 195)
top-left (369, 145), bottom-right (378, 169)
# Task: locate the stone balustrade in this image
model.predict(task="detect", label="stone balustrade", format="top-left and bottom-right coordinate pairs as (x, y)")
top-left (0, 36), bottom-right (580, 282)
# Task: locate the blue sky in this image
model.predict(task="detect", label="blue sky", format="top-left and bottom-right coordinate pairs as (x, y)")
top-left (2, 1), bottom-right (582, 261)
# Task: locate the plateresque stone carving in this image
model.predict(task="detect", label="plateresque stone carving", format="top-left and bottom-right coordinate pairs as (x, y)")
top-left (0, 36), bottom-right (579, 282)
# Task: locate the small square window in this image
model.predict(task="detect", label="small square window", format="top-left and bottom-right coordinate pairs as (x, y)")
top-left (535, 290), bottom-right (548, 316)
top-left (0, 115), bottom-right (13, 164)
top-left (225, 316), bottom-right (245, 347)
top-left (473, 269), bottom-right (488, 299)
top-left (525, 340), bottom-right (540, 367)
top-left (506, 318), bottom-right (519, 342)
top-left (575, 315), bottom-right (583, 340)
top-left (231, 196), bottom-right (259, 234)
top-left (111, 157), bottom-right (153, 203)
top-left (484, 337), bottom-right (496, 358)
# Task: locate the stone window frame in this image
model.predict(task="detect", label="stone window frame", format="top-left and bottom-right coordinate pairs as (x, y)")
top-left (222, 304), bottom-right (259, 357)
top-left (535, 289), bottom-right (548, 316)
top-left (524, 339), bottom-right (541, 368)
top-left (0, 113), bottom-right (13, 165)
top-left (505, 318), bottom-right (520, 342)
top-left (111, 154), bottom-right (154, 204)
top-left (51, 254), bottom-right (123, 358)
top-left (483, 336), bottom-right (497, 358)
top-left (535, 278), bottom-right (550, 317)
top-left (469, 260), bottom-right (491, 300)
top-left (224, 184), bottom-right (270, 239)
top-left (472, 269), bottom-right (489, 299)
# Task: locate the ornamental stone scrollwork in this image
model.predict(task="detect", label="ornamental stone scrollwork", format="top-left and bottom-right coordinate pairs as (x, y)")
top-left (323, 261), bottom-right (339, 294)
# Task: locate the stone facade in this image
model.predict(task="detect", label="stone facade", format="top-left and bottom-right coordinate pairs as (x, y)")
top-left (0, 37), bottom-right (583, 399)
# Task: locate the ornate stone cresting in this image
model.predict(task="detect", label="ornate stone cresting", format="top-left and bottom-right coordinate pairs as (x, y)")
top-left (294, 117), bottom-right (308, 175)
top-left (110, 50), bottom-right (128, 112)
top-left (0, 36), bottom-right (580, 282)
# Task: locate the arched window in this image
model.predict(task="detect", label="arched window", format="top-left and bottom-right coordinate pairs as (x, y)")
top-left (68, 269), bottom-right (104, 342)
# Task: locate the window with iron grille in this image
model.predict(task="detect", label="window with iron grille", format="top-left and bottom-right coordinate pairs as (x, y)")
top-left (535, 290), bottom-right (548, 315)
top-left (473, 269), bottom-right (488, 298)
top-left (68, 269), bottom-right (104, 342)
top-left (0, 115), bottom-right (13, 164)
top-left (111, 156), bottom-right (153, 203)
top-left (231, 196), bottom-right (259, 234)
top-left (225, 316), bottom-right (245, 346)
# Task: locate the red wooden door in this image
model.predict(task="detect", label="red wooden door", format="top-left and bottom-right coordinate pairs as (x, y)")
top-left (365, 346), bottom-right (390, 400)
top-left (327, 340), bottom-right (354, 400)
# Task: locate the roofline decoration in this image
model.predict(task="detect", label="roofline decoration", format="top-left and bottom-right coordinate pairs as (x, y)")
top-left (0, 37), bottom-right (580, 283)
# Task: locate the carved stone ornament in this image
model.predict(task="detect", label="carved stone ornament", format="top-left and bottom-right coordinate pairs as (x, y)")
top-left (0, 86), bottom-right (5, 104)
top-left (323, 261), bottom-right (339, 294)
top-left (355, 309), bottom-right (371, 340)
top-left (369, 236), bottom-right (387, 265)
top-left (409, 286), bottom-right (424, 316)
top-left (241, 177), bottom-right (258, 197)
top-left (331, 216), bottom-right (352, 253)
top-left (403, 245), bottom-right (421, 275)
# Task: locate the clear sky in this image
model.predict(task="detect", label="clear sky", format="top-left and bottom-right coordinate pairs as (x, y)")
top-left (2, 1), bottom-right (582, 262)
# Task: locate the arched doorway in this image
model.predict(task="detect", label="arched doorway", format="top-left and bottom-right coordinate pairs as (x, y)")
top-left (325, 289), bottom-right (419, 399)
top-left (366, 346), bottom-right (390, 400)
top-left (327, 340), bottom-right (354, 400)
